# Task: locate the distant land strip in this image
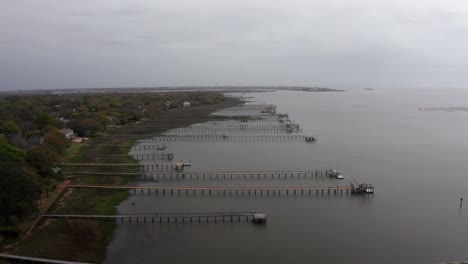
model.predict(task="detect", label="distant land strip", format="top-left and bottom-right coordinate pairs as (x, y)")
top-left (418, 107), bottom-right (468, 112)
top-left (0, 86), bottom-right (344, 95)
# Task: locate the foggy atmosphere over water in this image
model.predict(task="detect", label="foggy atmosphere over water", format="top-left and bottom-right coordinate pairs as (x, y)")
top-left (1, 0), bottom-right (468, 91)
top-left (1, 1), bottom-right (468, 264)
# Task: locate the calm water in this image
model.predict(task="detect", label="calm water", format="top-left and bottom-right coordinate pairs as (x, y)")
top-left (105, 89), bottom-right (468, 264)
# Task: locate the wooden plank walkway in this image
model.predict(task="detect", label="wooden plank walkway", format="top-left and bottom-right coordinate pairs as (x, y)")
top-left (143, 170), bottom-right (340, 180)
top-left (67, 184), bottom-right (359, 196)
top-left (61, 162), bottom-right (176, 167)
top-left (100, 135), bottom-right (306, 142)
top-left (138, 135), bottom-right (305, 142)
top-left (63, 170), bottom-right (343, 181)
top-left (43, 211), bottom-right (265, 224)
top-left (69, 153), bottom-right (174, 161)
top-left (90, 135), bottom-right (312, 150)
top-left (60, 162), bottom-right (189, 172)
top-left (163, 129), bottom-right (302, 134)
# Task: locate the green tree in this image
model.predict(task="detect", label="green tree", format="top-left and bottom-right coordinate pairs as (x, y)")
top-left (35, 112), bottom-right (61, 130)
top-left (2, 120), bottom-right (20, 134)
top-left (26, 145), bottom-right (60, 179)
top-left (81, 118), bottom-right (104, 136)
top-left (43, 130), bottom-right (68, 154)
top-left (0, 139), bottom-right (26, 162)
top-left (95, 114), bottom-right (111, 127)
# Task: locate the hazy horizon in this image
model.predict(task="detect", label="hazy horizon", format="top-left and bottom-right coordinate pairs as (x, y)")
top-left (1, 0), bottom-right (468, 91)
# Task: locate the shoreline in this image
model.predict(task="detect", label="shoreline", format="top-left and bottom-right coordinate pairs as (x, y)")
top-left (5, 95), bottom-right (243, 263)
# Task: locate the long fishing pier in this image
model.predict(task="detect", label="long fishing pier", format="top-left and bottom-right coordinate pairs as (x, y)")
top-left (64, 170), bottom-right (344, 181)
top-left (89, 134), bottom-right (311, 150)
top-left (163, 129), bottom-right (302, 135)
top-left (60, 162), bottom-right (190, 171)
top-left (164, 126), bottom-right (302, 134)
top-left (69, 153), bottom-right (175, 161)
top-left (99, 135), bottom-right (306, 142)
top-left (67, 184), bottom-right (367, 196)
top-left (42, 211), bottom-right (267, 224)
top-left (140, 135), bottom-right (305, 142)
top-left (146, 170), bottom-right (341, 181)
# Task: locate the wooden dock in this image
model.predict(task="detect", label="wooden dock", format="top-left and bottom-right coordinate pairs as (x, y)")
top-left (90, 134), bottom-right (311, 150)
top-left (98, 135), bottom-right (306, 142)
top-left (69, 153), bottom-right (175, 161)
top-left (60, 162), bottom-right (189, 171)
top-left (163, 126), bottom-right (302, 134)
top-left (144, 170), bottom-right (340, 180)
top-left (43, 211), bottom-right (267, 224)
top-left (66, 184), bottom-right (365, 196)
top-left (138, 135), bottom-right (305, 142)
top-left (63, 170), bottom-right (344, 181)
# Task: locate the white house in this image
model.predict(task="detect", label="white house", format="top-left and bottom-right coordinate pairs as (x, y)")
top-left (59, 128), bottom-right (75, 139)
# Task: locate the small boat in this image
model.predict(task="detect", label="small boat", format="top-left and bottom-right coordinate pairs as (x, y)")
top-left (328, 169), bottom-right (344, 179)
top-left (305, 134), bottom-right (318, 142)
top-left (156, 143), bottom-right (167, 150)
top-left (252, 211), bottom-right (267, 224)
top-left (363, 184), bottom-right (374, 193)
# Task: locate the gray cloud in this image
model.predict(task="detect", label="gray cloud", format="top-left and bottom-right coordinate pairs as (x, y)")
top-left (1, 0), bottom-right (468, 90)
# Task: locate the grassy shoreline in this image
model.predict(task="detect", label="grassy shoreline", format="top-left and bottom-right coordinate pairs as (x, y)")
top-left (4, 96), bottom-right (242, 263)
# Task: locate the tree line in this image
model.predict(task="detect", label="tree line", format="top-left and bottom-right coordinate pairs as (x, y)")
top-left (0, 91), bottom-right (225, 233)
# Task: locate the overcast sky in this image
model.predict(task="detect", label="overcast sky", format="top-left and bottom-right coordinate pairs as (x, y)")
top-left (1, 0), bottom-right (467, 91)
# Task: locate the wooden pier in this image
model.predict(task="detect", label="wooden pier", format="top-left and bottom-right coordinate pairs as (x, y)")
top-left (43, 211), bottom-right (266, 224)
top-left (109, 120), bottom-right (287, 134)
top-left (163, 125), bottom-right (302, 134)
top-left (88, 134), bottom-right (308, 150)
top-left (90, 134), bottom-right (306, 143)
top-left (164, 129), bottom-right (302, 135)
top-left (69, 153), bottom-right (175, 161)
top-left (60, 162), bottom-right (190, 171)
top-left (63, 170), bottom-right (344, 181)
top-left (66, 184), bottom-right (368, 196)
top-left (144, 170), bottom-right (342, 181)
top-left (100, 134), bottom-right (306, 142)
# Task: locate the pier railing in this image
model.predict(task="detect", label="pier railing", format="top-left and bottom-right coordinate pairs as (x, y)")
top-left (42, 211), bottom-right (266, 224)
top-left (66, 184), bottom-right (369, 196)
top-left (63, 170), bottom-right (345, 181)
top-left (98, 135), bottom-right (306, 142)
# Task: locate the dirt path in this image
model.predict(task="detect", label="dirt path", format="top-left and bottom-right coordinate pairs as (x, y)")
top-left (22, 180), bottom-right (71, 240)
